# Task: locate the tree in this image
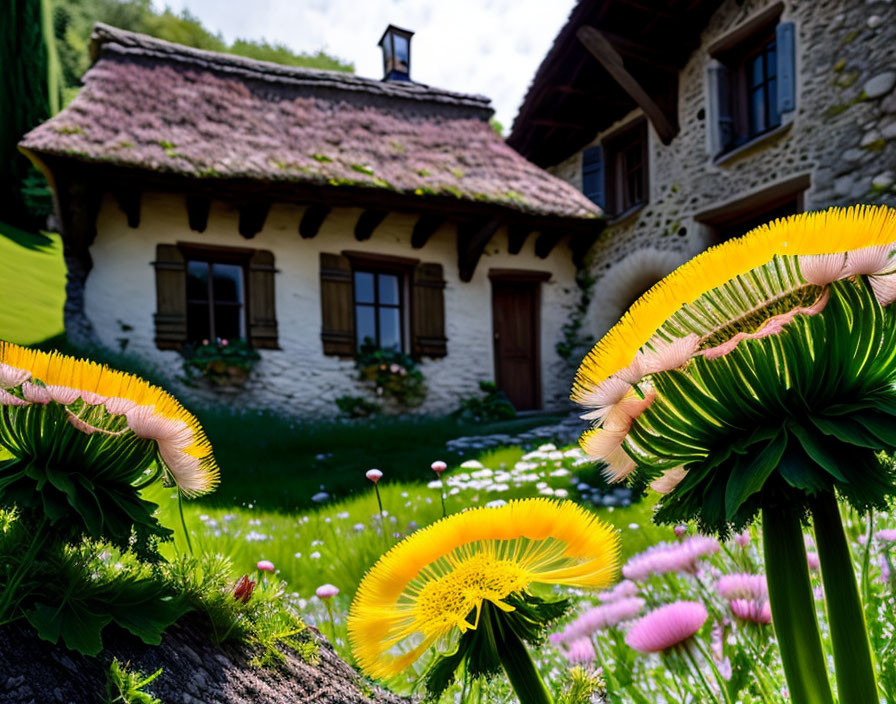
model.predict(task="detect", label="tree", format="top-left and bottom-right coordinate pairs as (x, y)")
top-left (0, 0), bottom-right (63, 228)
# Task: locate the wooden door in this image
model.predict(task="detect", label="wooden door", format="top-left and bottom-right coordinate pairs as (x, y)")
top-left (492, 280), bottom-right (540, 410)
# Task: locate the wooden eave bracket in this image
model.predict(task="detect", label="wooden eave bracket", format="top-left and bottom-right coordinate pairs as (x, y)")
top-left (355, 210), bottom-right (388, 241)
top-left (300, 205), bottom-right (331, 239)
top-left (457, 218), bottom-right (501, 282)
top-left (576, 25), bottom-right (678, 145)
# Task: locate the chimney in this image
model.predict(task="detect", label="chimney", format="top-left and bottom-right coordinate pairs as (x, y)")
top-left (378, 25), bottom-right (414, 82)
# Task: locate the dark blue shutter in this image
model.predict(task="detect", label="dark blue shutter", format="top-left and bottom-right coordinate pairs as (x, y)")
top-left (582, 145), bottom-right (605, 210)
top-left (776, 22), bottom-right (796, 113)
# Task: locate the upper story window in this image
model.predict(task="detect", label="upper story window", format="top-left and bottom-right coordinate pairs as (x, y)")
top-left (186, 258), bottom-right (246, 343)
top-left (353, 269), bottom-right (404, 352)
top-left (708, 7), bottom-right (795, 158)
top-left (581, 119), bottom-right (649, 218)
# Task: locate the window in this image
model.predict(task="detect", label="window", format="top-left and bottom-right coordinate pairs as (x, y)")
top-left (186, 259), bottom-right (246, 343)
top-left (153, 243), bottom-right (279, 350)
top-left (353, 269), bottom-right (404, 352)
top-left (319, 252), bottom-right (447, 359)
top-left (604, 120), bottom-right (648, 217)
top-left (708, 10), bottom-right (796, 157)
top-left (582, 146), bottom-right (604, 207)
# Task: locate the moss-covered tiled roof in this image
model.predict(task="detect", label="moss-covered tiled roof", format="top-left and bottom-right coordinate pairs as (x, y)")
top-left (21, 24), bottom-right (600, 221)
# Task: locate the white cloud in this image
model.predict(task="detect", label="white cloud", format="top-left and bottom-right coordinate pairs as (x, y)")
top-left (151, 0), bottom-right (574, 130)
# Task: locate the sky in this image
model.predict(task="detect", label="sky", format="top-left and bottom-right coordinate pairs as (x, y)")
top-left (150, 0), bottom-right (575, 131)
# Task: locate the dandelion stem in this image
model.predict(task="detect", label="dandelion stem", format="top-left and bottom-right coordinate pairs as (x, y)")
top-left (438, 476), bottom-right (447, 518)
top-left (762, 505), bottom-right (835, 704)
top-left (810, 492), bottom-right (879, 704)
top-left (177, 490), bottom-right (194, 556)
top-left (373, 484), bottom-right (387, 543)
top-left (489, 607), bottom-right (552, 704)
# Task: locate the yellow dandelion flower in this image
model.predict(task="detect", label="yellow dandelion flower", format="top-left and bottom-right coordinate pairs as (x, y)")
top-left (348, 499), bottom-right (619, 680)
top-left (572, 205), bottom-right (896, 399)
top-left (0, 341), bottom-right (218, 495)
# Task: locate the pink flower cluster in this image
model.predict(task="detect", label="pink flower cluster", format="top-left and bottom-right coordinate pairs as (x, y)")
top-left (716, 573), bottom-right (771, 625)
top-left (623, 536), bottom-right (720, 581)
top-left (553, 598), bottom-right (646, 644)
top-left (625, 601), bottom-right (708, 653)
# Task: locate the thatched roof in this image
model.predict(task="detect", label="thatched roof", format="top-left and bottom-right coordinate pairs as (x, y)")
top-left (21, 24), bottom-right (599, 221)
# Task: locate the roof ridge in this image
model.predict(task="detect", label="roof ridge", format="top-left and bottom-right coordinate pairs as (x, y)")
top-left (89, 22), bottom-right (494, 113)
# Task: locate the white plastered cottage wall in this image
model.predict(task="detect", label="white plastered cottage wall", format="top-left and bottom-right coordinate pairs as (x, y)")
top-left (549, 0), bottom-right (896, 343)
top-left (84, 192), bottom-right (581, 416)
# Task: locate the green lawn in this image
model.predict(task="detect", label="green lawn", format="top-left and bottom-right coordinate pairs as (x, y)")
top-left (0, 221), bottom-right (566, 510)
top-left (0, 222), bottom-right (65, 345)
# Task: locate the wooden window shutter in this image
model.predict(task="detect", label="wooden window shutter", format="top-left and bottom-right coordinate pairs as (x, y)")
top-left (320, 252), bottom-right (355, 356)
top-left (581, 145), bottom-right (605, 209)
top-left (707, 59), bottom-right (734, 155)
top-left (152, 244), bottom-right (187, 349)
top-left (411, 262), bottom-right (447, 358)
top-left (248, 250), bottom-right (279, 349)
top-left (776, 22), bottom-right (796, 113)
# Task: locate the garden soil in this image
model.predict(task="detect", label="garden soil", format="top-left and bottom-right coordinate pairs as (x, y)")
top-left (0, 616), bottom-right (411, 704)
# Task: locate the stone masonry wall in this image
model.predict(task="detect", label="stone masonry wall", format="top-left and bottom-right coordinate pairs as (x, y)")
top-left (84, 193), bottom-right (581, 416)
top-left (550, 0), bottom-right (896, 341)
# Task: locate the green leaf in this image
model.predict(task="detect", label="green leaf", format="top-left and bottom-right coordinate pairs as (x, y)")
top-left (25, 600), bottom-right (112, 657)
top-left (788, 423), bottom-right (848, 482)
top-left (851, 411), bottom-right (896, 450)
top-left (777, 448), bottom-right (830, 493)
top-left (108, 590), bottom-right (190, 645)
top-left (809, 415), bottom-right (881, 449)
top-left (725, 431), bottom-right (787, 519)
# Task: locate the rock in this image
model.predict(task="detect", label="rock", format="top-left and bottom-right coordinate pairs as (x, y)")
top-left (861, 129), bottom-right (883, 147)
top-left (882, 89), bottom-right (896, 113)
top-left (843, 148), bottom-right (866, 162)
top-left (872, 172), bottom-right (895, 189)
top-left (0, 615), bottom-right (408, 704)
top-left (835, 175), bottom-right (855, 196)
top-left (868, 14), bottom-right (883, 28)
top-left (882, 121), bottom-right (896, 139)
top-left (864, 72), bottom-right (896, 99)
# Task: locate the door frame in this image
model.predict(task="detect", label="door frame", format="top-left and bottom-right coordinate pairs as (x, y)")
top-left (488, 268), bottom-right (551, 411)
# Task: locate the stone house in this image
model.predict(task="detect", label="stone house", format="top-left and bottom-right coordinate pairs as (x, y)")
top-left (509, 0), bottom-right (896, 341)
top-left (20, 24), bottom-right (604, 416)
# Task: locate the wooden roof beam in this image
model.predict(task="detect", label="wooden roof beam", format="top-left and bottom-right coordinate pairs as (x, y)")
top-left (411, 214), bottom-right (444, 249)
top-left (598, 30), bottom-right (679, 72)
top-left (457, 218), bottom-right (501, 282)
top-left (507, 224), bottom-right (531, 255)
top-left (299, 205), bottom-right (330, 239)
top-left (186, 195), bottom-right (210, 233)
top-left (534, 229), bottom-right (565, 259)
top-left (354, 209), bottom-right (388, 241)
top-left (238, 202), bottom-right (270, 239)
top-left (532, 119), bottom-right (588, 130)
top-left (576, 25), bottom-right (678, 144)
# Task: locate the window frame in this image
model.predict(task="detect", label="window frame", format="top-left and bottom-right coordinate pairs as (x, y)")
top-left (342, 250), bottom-right (418, 356)
top-left (179, 243), bottom-right (253, 344)
top-left (603, 119), bottom-right (649, 218)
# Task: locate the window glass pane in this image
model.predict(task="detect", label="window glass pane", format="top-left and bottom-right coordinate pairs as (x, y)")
top-left (766, 45), bottom-right (777, 79)
top-left (394, 35), bottom-right (409, 69)
top-left (768, 78), bottom-right (779, 126)
top-left (750, 88), bottom-right (766, 135)
top-left (751, 54), bottom-right (764, 87)
top-left (355, 272), bottom-right (375, 304)
top-left (212, 263), bottom-right (243, 303)
top-left (187, 302), bottom-right (210, 342)
top-left (214, 303), bottom-right (242, 341)
top-left (378, 274), bottom-right (399, 305)
top-left (379, 307), bottom-right (401, 351)
top-left (356, 304), bottom-right (376, 350)
top-left (186, 261), bottom-right (208, 301)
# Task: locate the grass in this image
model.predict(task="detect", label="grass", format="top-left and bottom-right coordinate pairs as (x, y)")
top-left (151, 442), bottom-right (673, 673)
top-left (192, 409), bottom-right (565, 511)
top-left (0, 222), bottom-right (65, 345)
